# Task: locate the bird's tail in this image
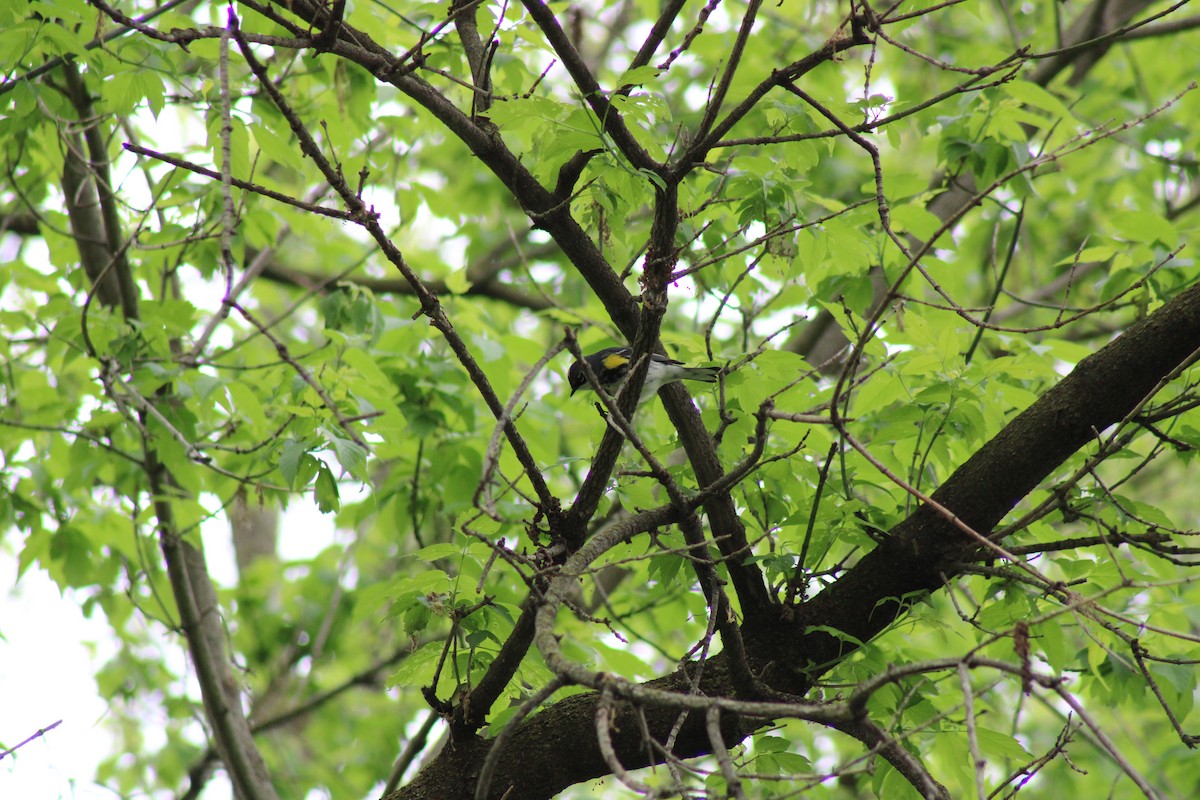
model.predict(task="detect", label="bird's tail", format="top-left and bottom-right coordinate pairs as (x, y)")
top-left (683, 366), bottom-right (720, 383)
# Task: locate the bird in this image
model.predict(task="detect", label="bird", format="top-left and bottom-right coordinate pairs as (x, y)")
top-left (567, 346), bottom-right (720, 405)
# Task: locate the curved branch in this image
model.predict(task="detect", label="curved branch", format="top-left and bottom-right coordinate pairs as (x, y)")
top-left (284, 0), bottom-right (643, 336)
top-left (393, 275), bottom-right (1200, 800)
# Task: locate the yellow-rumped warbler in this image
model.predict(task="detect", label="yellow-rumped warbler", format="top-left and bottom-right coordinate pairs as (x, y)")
top-left (567, 346), bottom-right (720, 404)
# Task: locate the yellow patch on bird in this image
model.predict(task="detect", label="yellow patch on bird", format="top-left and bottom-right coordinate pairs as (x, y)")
top-left (602, 352), bottom-right (630, 369)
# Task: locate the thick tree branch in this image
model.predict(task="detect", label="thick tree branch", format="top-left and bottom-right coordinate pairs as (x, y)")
top-left (59, 62), bottom-right (131, 312)
top-left (151, 480), bottom-right (280, 800)
top-left (787, 280), bottom-right (1200, 668)
top-left (392, 276), bottom-right (1200, 800)
top-left (60, 126), bottom-right (123, 310)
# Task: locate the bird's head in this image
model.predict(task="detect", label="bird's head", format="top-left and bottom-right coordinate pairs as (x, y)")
top-left (566, 360), bottom-right (587, 395)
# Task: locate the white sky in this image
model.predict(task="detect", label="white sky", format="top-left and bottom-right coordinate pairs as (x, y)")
top-left (0, 561), bottom-right (114, 799)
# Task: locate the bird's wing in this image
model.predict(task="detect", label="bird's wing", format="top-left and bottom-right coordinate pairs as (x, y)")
top-left (601, 350), bottom-right (631, 370)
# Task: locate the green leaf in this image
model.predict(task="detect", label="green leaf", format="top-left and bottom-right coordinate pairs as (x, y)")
top-left (313, 460), bottom-right (340, 513)
top-left (615, 65), bottom-right (660, 88)
top-left (977, 727), bottom-right (1032, 761)
top-left (891, 203), bottom-right (943, 241)
top-left (278, 439), bottom-right (309, 487)
top-left (1111, 210), bottom-right (1178, 247)
top-left (411, 543), bottom-right (461, 562)
top-left (387, 642), bottom-right (443, 689)
top-left (327, 431), bottom-right (369, 478)
top-left (444, 265), bottom-right (472, 294)
top-left (1004, 80), bottom-right (1078, 125)
top-left (804, 625), bottom-right (864, 647)
top-left (874, 760), bottom-right (924, 800)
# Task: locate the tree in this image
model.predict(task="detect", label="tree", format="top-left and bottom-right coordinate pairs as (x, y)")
top-left (2, 0), bottom-right (1199, 797)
